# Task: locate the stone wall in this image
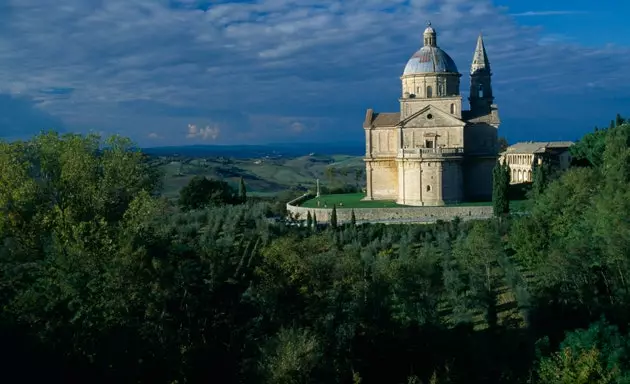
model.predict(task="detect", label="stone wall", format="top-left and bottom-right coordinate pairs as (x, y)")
top-left (286, 194), bottom-right (493, 224)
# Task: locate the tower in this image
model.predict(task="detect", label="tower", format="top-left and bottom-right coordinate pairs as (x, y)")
top-left (469, 34), bottom-right (494, 113)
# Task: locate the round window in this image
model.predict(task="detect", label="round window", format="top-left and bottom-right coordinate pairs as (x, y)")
top-left (427, 113), bottom-right (433, 119)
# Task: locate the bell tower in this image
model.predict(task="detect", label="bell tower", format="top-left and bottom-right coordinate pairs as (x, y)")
top-left (469, 33), bottom-right (493, 113)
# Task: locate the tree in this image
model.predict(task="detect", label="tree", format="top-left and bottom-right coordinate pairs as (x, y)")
top-left (492, 160), bottom-right (510, 216)
top-left (532, 161), bottom-right (551, 197)
top-left (616, 113), bottom-right (626, 127)
top-left (350, 209), bottom-right (356, 227)
top-left (178, 176), bottom-right (236, 211)
top-left (238, 176), bottom-right (247, 203)
top-left (312, 212), bottom-right (317, 231)
top-left (330, 204), bottom-right (338, 229)
top-left (498, 136), bottom-right (509, 152)
top-left (306, 211), bottom-right (313, 229)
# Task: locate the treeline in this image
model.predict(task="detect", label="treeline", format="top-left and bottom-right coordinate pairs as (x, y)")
top-left (1, 122), bottom-right (630, 383)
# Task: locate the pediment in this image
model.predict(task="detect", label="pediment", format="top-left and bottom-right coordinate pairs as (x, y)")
top-left (401, 105), bottom-right (466, 128)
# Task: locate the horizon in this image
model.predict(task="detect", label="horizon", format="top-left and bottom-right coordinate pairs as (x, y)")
top-left (1, 0), bottom-right (628, 147)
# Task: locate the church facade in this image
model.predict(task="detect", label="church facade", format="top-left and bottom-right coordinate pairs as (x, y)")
top-left (363, 23), bottom-right (500, 206)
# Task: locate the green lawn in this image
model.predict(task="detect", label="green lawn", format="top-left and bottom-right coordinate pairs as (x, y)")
top-left (298, 193), bottom-right (529, 211)
top-left (300, 193), bottom-right (404, 208)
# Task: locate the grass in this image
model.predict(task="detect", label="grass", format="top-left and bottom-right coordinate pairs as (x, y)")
top-left (300, 193), bottom-right (404, 208)
top-left (299, 193), bottom-right (530, 210)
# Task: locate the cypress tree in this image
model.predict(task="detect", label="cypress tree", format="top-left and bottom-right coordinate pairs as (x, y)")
top-left (350, 209), bottom-right (356, 227)
top-left (238, 176), bottom-right (247, 203)
top-left (306, 211), bottom-right (313, 229)
top-left (312, 212), bottom-right (317, 231)
top-left (330, 204), bottom-right (338, 229)
top-left (616, 113), bottom-right (626, 127)
top-left (532, 162), bottom-right (549, 197)
top-left (502, 161), bottom-right (511, 214)
top-left (492, 160), bottom-right (510, 216)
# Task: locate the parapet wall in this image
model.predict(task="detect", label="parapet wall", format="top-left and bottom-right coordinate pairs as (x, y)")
top-left (286, 194), bottom-right (493, 224)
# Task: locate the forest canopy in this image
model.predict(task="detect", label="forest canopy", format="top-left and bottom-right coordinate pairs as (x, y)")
top-left (1, 122), bottom-right (630, 383)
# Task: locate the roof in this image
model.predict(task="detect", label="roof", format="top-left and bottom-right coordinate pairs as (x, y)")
top-left (363, 109), bottom-right (400, 128)
top-left (403, 46), bottom-right (459, 75)
top-left (503, 141), bottom-right (574, 155)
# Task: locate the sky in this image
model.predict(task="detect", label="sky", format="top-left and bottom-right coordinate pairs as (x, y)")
top-left (0, 0), bottom-right (628, 147)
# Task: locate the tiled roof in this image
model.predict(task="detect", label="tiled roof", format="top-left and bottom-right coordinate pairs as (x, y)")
top-left (503, 141), bottom-right (574, 154)
top-left (363, 109), bottom-right (400, 128)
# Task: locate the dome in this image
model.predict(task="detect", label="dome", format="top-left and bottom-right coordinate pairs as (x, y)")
top-left (403, 46), bottom-right (459, 75)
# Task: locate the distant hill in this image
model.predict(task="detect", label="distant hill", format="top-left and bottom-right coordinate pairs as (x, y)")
top-left (151, 152), bottom-right (366, 200)
top-left (142, 142), bottom-right (364, 158)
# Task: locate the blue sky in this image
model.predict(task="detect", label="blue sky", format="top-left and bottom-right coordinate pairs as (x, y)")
top-left (0, 0), bottom-right (628, 147)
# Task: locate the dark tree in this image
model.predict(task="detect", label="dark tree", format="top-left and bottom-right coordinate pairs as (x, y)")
top-left (350, 209), bottom-right (356, 227)
top-left (498, 136), bottom-right (509, 152)
top-left (532, 161), bottom-right (551, 197)
top-left (330, 204), bottom-right (338, 229)
top-left (492, 160), bottom-right (510, 216)
top-left (306, 211), bottom-right (313, 229)
top-left (616, 113), bottom-right (626, 127)
top-left (238, 176), bottom-right (247, 203)
top-left (178, 175), bottom-right (236, 211)
top-left (312, 212), bottom-right (317, 230)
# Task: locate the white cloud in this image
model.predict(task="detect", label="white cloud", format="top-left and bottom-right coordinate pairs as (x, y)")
top-left (511, 11), bottom-right (587, 17)
top-left (186, 123), bottom-right (220, 141)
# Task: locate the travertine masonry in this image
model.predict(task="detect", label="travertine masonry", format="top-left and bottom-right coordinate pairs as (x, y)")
top-left (287, 195), bottom-right (493, 224)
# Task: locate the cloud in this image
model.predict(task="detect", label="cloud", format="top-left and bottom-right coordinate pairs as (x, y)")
top-left (186, 123), bottom-right (220, 141)
top-left (0, 0), bottom-right (627, 145)
top-left (148, 132), bottom-right (160, 139)
top-left (510, 11), bottom-right (587, 17)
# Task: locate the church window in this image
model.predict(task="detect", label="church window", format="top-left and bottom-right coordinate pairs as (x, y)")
top-left (450, 103), bottom-right (455, 114)
top-left (426, 185), bottom-right (431, 192)
top-left (426, 86), bottom-right (433, 98)
top-left (425, 140), bottom-right (434, 148)
top-left (478, 85), bottom-right (484, 98)
top-left (426, 113), bottom-right (433, 120)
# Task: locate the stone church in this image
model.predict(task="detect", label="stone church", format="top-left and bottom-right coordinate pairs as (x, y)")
top-left (363, 23), bottom-right (500, 206)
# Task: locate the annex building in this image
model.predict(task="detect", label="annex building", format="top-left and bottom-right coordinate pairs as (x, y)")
top-left (363, 23), bottom-right (500, 206)
top-left (499, 141), bottom-right (574, 184)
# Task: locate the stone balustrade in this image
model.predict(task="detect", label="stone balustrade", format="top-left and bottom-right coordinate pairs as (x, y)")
top-left (398, 147), bottom-right (465, 158)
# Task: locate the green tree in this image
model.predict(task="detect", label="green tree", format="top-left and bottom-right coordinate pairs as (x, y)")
top-left (350, 209), bottom-right (356, 227)
top-left (178, 175), bottom-right (236, 211)
top-left (492, 160), bottom-right (509, 216)
top-left (306, 211), bottom-right (313, 229)
top-left (532, 161), bottom-right (551, 197)
top-left (312, 212), bottom-right (317, 231)
top-left (238, 176), bottom-right (247, 203)
top-left (330, 204), bottom-right (338, 229)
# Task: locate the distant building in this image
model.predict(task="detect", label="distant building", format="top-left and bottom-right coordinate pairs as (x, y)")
top-left (363, 22), bottom-right (499, 206)
top-left (499, 141), bottom-right (574, 183)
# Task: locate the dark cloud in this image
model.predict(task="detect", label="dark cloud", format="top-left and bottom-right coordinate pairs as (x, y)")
top-left (0, 94), bottom-right (65, 139)
top-left (0, 0), bottom-right (628, 145)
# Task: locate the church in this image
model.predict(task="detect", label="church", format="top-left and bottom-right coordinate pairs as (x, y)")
top-left (362, 23), bottom-right (500, 206)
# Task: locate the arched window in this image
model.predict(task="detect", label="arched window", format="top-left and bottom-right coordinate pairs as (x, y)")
top-left (426, 185), bottom-right (431, 192)
top-left (426, 86), bottom-right (433, 98)
top-left (478, 85), bottom-right (484, 98)
top-left (450, 103), bottom-right (455, 114)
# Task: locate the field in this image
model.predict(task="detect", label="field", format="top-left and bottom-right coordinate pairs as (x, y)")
top-left (152, 154), bottom-right (365, 200)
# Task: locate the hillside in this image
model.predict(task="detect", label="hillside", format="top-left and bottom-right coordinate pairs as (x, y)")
top-left (150, 153), bottom-right (365, 199)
